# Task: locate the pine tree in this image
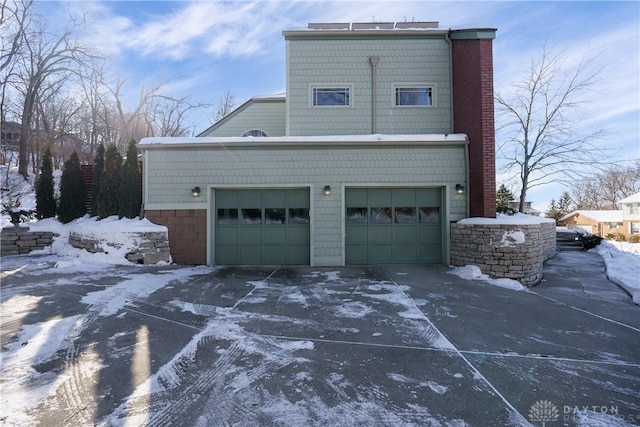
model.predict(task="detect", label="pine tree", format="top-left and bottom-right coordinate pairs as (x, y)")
top-left (91, 143), bottom-right (105, 216)
top-left (35, 146), bottom-right (56, 219)
top-left (96, 144), bottom-right (122, 218)
top-left (118, 140), bottom-right (141, 219)
top-left (58, 151), bottom-right (86, 224)
top-left (496, 184), bottom-right (516, 214)
top-left (557, 191), bottom-right (573, 217)
top-left (545, 198), bottom-right (562, 223)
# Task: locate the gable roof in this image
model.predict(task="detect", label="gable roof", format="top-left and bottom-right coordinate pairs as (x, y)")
top-left (197, 93), bottom-right (285, 137)
top-left (618, 192), bottom-right (640, 205)
top-left (559, 210), bottom-right (623, 223)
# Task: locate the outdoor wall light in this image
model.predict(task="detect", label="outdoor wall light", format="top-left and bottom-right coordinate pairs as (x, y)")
top-left (323, 185), bottom-right (332, 196)
top-left (455, 184), bottom-right (465, 194)
top-left (191, 186), bottom-right (201, 197)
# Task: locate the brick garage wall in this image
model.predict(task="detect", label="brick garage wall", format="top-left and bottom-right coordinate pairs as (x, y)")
top-left (451, 38), bottom-right (496, 218)
top-left (450, 221), bottom-right (556, 286)
top-left (145, 209), bottom-right (206, 265)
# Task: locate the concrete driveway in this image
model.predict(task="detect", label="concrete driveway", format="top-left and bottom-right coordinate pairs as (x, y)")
top-left (1, 251), bottom-right (639, 426)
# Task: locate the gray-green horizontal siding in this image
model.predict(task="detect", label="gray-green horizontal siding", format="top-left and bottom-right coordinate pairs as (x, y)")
top-left (286, 37), bottom-right (451, 136)
top-left (144, 145), bottom-right (466, 263)
top-left (201, 101), bottom-right (286, 137)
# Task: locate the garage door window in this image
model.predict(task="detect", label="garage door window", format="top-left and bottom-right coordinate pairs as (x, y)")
top-left (419, 207), bottom-right (440, 223)
top-left (371, 207), bottom-right (392, 224)
top-left (395, 207), bottom-right (416, 223)
top-left (289, 208), bottom-right (310, 224)
top-left (241, 208), bottom-right (262, 224)
top-left (217, 208), bottom-right (238, 224)
top-left (347, 207), bottom-right (368, 223)
top-left (266, 208), bottom-right (286, 224)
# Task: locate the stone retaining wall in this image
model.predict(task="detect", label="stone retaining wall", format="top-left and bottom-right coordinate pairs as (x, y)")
top-left (69, 230), bottom-right (171, 264)
top-left (450, 221), bottom-right (556, 286)
top-left (1, 227), bottom-right (58, 256)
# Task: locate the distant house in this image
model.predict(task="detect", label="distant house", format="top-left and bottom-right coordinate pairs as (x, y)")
top-left (618, 192), bottom-right (640, 237)
top-left (1, 121), bottom-right (21, 150)
top-left (140, 21), bottom-right (498, 266)
top-left (559, 210), bottom-right (623, 236)
top-left (508, 201), bottom-right (541, 216)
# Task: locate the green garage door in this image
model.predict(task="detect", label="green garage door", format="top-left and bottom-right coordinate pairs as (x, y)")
top-left (215, 188), bottom-right (310, 265)
top-left (345, 188), bottom-right (442, 264)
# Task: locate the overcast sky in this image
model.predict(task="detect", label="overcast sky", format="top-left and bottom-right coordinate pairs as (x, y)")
top-left (37, 0), bottom-right (640, 210)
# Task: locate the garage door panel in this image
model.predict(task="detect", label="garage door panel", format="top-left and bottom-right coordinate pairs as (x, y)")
top-left (215, 188), bottom-right (310, 265)
top-left (345, 225), bottom-right (368, 244)
top-left (370, 226), bottom-right (392, 244)
top-left (239, 246), bottom-right (262, 264)
top-left (395, 245), bottom-right (418, 263)
top-left (369, 189), bottom-right (392, 205)
top-left (370, 245), bottom-right (393, 263)
top-left (263, 246), bottom-right (286, 264)
top-left (288, 226), bottom-right (310, 244)
top-left (418, 226), bottom-right (442, 244)
top-left (419, 245), bottom-right (442, 263)
top-left (345, 187), bottom-right (442, 265)
top-left (394, 226), bottom-right (418, 243)
top-left (216, 246), bottom-right (238, 264)
top-left (263, 227), bottom-right (286, 244)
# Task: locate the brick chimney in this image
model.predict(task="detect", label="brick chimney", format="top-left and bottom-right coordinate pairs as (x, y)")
top-left (450, 29), bottom-right (497, 218)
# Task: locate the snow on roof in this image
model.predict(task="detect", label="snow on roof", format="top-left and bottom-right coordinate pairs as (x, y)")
top-left (140, 133), bottom-right (469, 148)
top-left (559, 210), bottom-right (623, 223)
top-left (458, 213), bottom-right (555, 225)
top-left (617, 192), bottom-right (640, 204)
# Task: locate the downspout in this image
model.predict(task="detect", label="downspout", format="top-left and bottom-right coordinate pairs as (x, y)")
top-left (444, 31), bottom-right (454, 134)
top-left (369, 56), bottom-right (380, 134)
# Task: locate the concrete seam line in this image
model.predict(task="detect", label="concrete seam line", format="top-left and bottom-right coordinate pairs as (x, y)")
top-left (123, 307), bottom-right (204, 332)
top-left (528, 291), bottom-right (640, 333)
top-left (385, 273), bottom-right (529, 424)
top-left (232, 268), bottom-right (280, 309)
top-left (459, 350), bottom-right (640, 368)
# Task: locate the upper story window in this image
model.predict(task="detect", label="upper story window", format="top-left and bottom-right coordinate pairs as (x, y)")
top-left (394, 85), bottom-right (433, 107)
top-left (629, 203), bottom-right (639, 215)
top-left (311, 86), bottom-right (351, 107)
top-left (242, 129), bottom-right (270, 137)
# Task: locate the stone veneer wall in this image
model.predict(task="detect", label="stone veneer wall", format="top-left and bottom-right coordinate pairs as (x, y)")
top-left (1, 227), bottom-right (58, 256)
top-left (69, 230), bottom-right (171, 264)
top-left (450, 221), bottom-right (556, 286)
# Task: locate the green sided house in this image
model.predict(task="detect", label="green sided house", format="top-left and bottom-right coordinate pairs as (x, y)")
top-left (139, 21), bottom-right (498, 266)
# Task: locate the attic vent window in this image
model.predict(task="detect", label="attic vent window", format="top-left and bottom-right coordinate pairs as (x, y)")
top-left (242, 129), bottom-right (270, 137)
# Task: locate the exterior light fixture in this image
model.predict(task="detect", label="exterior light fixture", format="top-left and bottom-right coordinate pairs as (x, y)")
top-left (191, 186), bottom-right (201, 197)
top-left (455, 184), bottom-right (465, 194)
top-left (323, 185), bottom-right (331, 196)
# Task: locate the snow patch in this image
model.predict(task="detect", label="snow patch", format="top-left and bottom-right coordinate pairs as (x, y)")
top-left (500, 230), bottom-right (525, 247)
top-left (448, 265), bottom-right (526, 291)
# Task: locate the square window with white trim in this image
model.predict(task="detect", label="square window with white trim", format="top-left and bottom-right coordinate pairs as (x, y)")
top-left (394, 85), bottom-right (433, 107)
top-left (311, 86), bottom-right (351, 107)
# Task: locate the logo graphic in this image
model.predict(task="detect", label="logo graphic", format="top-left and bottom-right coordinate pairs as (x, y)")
top-left (528, 400), bottom-right (559, 426)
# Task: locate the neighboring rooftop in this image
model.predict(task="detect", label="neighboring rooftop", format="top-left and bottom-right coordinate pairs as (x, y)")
top-left (560, 210), bottom-right (624, 223)
top-left (618, 192), bottom-right (640, 205)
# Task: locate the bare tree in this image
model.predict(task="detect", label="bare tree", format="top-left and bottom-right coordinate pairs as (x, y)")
top-left (148, 95), bottom-right (208, 137)
top-left (0, 0), bottom-right (32, 122)
top-left (571, 162), bottom-right (640, 209)
top-left (495, 45), bottom-right (606, 213)
top-left (13, 19), bottom-right (92, 178)
top-left (211, 90), bottom-right (235, 123)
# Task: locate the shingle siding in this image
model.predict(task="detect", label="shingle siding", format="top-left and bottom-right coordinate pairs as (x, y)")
top-left (201, 100), bottom-right (286, 137)
top-left (287, 37), bottom-right (452, 136)
top-left (144, 144), bottom-right (467, 264)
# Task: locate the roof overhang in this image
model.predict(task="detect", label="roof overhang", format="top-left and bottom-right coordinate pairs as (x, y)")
top-left (140, 134), bottom-right (469, 150)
